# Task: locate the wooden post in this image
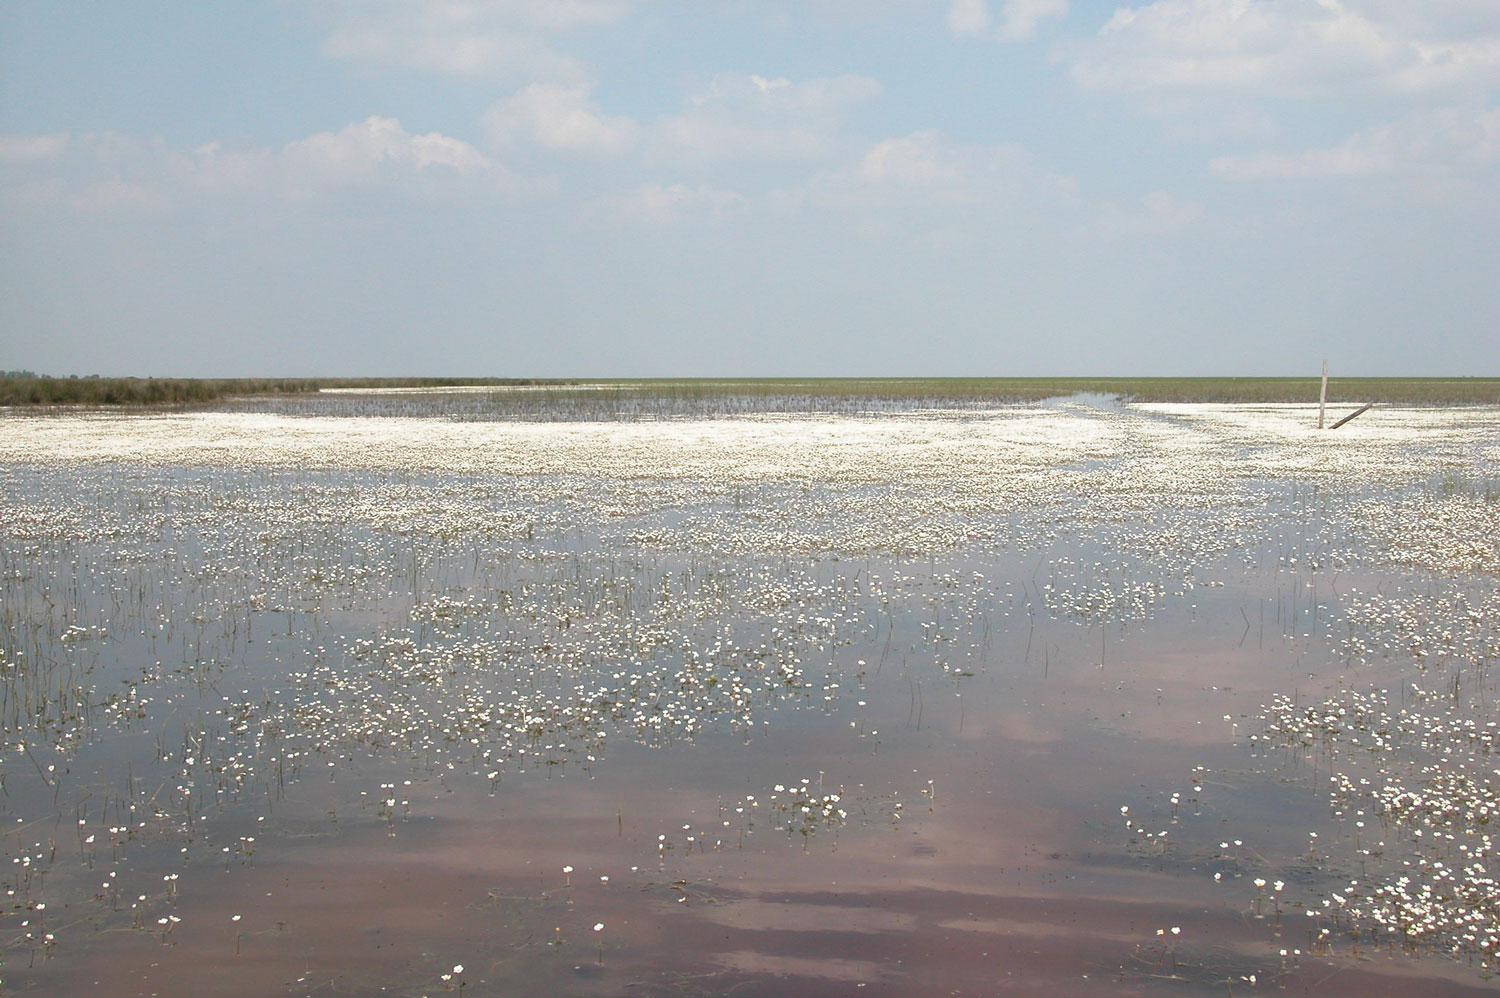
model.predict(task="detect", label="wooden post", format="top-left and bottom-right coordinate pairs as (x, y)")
top-left (1330, 402), bottom-right (1373, 429)
top-left (1318, 360), bottom-right (1328, 429)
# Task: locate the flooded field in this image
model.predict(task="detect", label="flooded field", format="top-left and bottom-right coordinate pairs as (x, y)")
top-left (1, 391), bottom-right (1498, 996)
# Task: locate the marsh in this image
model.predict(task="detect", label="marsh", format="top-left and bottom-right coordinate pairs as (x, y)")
top-left (1, 389), bottom-right (1497, 995)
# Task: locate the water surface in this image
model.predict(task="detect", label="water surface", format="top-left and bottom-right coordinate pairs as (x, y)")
top-left (1, 394), bottom-right (1497, 995)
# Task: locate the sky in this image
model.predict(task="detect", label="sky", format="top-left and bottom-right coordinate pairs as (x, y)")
top-left (1, 0), bottom-right (1497, 378)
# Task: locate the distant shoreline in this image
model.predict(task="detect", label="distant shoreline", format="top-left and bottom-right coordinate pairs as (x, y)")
top-left (4, 375), bottom-right (1500, 407)
top-left (0, 376), bottom-right (576, 407)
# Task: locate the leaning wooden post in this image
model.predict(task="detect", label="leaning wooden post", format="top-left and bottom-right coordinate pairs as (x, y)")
top-left (1330, 402), bottom-right (1373, 429)
top-left (1318, 360), bottom-right (1328, 429)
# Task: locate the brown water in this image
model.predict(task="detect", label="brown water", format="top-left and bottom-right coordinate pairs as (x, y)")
top-left (2, 398), bottom-right (1498, 996)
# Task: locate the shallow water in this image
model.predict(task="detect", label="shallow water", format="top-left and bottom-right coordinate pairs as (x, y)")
top-left (1, 395), bottom-right (1498, 995)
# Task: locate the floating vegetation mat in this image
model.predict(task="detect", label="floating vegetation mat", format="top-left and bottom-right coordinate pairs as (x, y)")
top-left (0, 396), bottom-right (1498, 995)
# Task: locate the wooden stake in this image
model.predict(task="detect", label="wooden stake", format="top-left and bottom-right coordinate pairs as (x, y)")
top-left (1318, 360), bottom-right (1328, 429)
top-left (1330, 402), bottom-right (1373, 429)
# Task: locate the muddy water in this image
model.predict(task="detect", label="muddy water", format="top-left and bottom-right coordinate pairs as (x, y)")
top-left (2, 399), bottom-right (1498, 995)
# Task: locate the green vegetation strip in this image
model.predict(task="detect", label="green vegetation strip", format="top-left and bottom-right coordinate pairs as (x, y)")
top-left (582, 377), bottom-right (1500, 405)
top-left (4, 375), bottom-right (1500, 407)
top-left (0, 376), bottom-right (571, 407)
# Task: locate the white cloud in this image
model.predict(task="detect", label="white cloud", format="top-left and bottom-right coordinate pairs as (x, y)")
top-left (280, 116), bottom-right (492, 182)
top-left (859, 131), bottom-right (966, 187)
top-left (503, 0), bottom-right (630, 30)
top-left (996, 0), bottom-right (1068, 42)
top-left (483, 83), bottom-right (639, 156)
top-left (1101, 190), bottom-right (1207, 235)
top-left (323, 25), bottom-right (580, 80)
top-left (947, 0), bottom-right (992, 36)
top-left (1070, 0), bottom-right (1500, 101)
top-left (650, 73), bottom-right (882, 164)
top-left (177, 142), bottom-right (275, 197)
top-left (0, 133), bottom-right (174, 215)
top-left (946, 0), bottom-right (1067, 41)
top-left (1212, 105), bottom-right (1500, 179)
top-left (0, 134), bottom-right (70, 164)
top-left (1, 118), bottom-right (498, 214)
top-left (1341, 1), bottom-right (1500, 44)
top-left (314, 0), bottom-right (630, 81)
top-left (687, 73), bottom-right (882, 119)
top-left (841, 129), bottom-right (1074, 207)
top-left (808, 0), bottom-right (1064, 39)
top-left (261, 117), bottom-right (495, 199)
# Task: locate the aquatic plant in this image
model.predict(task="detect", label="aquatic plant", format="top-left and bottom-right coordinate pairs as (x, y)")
top-left (2, 393), bottom-right (1499, 992)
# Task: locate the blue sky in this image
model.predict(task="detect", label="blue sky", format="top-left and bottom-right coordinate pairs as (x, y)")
top-left (2, 0), bottom-right (1497, 377)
